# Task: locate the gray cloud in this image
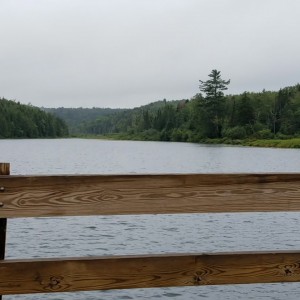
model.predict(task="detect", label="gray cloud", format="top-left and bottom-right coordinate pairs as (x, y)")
top-left (1, 0), bottom-right (299, 108)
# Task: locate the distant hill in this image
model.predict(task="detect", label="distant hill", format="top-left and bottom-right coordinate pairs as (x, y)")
top-left (42, 101), bottom-right (181, 134)
top-left (43, 107), bottom-right (128, 134)
top-left (44, 100), bottom-right (184, 136)
top-left (0, 98), bottom-right (68, 138)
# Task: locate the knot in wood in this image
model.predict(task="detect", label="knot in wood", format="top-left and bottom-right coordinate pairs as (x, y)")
top-left (48, 276), bottom-right (64, 290)
top-left (193, 273), bottom-right (202, 285)
top-left (280, 263), bottom-right (299, 277)
top-left (0, 187), bottom-right (5, 192)
top-left (285, 267), bottom-right (293, 276)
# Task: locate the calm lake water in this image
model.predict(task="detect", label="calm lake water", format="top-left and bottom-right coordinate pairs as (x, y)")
top-left (1, 138), bottom-right (300, 300)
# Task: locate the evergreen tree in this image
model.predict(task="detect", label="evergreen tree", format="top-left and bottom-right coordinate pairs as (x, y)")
top-left (236, 92), bottom-right (255, 127)
top-left (199, 69), bottom-right (230, 100)
top-left (0, 98), bottom-right (68, 138)
top-left (198, 70), bottom-right (230, 137)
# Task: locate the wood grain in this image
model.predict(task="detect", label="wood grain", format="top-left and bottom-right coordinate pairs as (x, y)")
top-left (1, 173), bottom-right (300, 218)
top-left (0, 163), bottom-right (10, 177)
top-left (1, 168), bottom-right (300, 295)
top-left (0, 251), bottom-right (300, 295)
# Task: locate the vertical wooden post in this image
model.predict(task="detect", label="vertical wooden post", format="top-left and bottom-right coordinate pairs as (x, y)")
top-left (0, 162), bottom-right (10, 300)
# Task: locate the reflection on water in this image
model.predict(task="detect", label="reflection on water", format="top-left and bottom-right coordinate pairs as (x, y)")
top-left (1, 138), bottom-right (300, 175)
top-left (1, 139), bottom-right (300, 299)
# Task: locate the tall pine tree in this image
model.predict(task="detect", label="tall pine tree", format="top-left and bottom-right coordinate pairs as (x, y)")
top-left (198, 70), bottom-right (230, 137)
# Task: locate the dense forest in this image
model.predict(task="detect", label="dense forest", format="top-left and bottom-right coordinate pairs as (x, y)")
top-left (0, 98), bottom-right (68, 138)
top-left (43, 107), bottom-right (127, 134)
top-left (2, 70), bottom-right (300, 143)
top-left (51, 70), bottom-right (300, 143)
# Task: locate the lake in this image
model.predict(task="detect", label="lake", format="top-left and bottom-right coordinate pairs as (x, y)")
top-left (1, 138), bottom-right (300, 300)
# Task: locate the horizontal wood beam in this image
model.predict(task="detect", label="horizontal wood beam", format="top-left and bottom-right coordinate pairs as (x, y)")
top-left (1, 173), bottom-right (300, 218)
top-left (0, 251), bottom-right (300, 295)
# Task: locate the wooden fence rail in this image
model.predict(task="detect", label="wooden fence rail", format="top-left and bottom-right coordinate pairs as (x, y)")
top-left (1, 163), bottom-right (300, 296)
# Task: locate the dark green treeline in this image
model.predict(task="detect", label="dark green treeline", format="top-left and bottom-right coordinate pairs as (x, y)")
top-left (0, 98), bottom-right (68, 138)
top-left (43, 107), bottom-right (127, 135)
top-left (77, 84), bottom-right (300, 142)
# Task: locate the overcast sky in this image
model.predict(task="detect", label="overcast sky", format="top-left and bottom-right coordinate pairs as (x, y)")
top-left (1, 0), bottom-right (299, 108)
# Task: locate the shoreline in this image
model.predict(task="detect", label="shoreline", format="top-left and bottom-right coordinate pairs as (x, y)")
top-left (72, 134), bottom-right (300, 149)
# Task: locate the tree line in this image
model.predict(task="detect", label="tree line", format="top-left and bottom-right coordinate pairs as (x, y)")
top-left (0, 98), bottom-right (68, 138)
top-left (43, 107), bottom-right (127, 135)
top-left (76, 70), bottom-right (300, 142)
top-left (6, 70), bottom-right (299, 142)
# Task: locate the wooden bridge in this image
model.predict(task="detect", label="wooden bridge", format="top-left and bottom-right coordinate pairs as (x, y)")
top-left (1, 162), bottom-right (300, 297)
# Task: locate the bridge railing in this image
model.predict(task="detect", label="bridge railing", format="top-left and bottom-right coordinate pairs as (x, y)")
top-left (1, 162), bottom-right (300, 296)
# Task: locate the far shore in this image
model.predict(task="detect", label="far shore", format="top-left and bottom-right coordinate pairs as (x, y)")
top-left (71, 134), bottom-right (300, 149)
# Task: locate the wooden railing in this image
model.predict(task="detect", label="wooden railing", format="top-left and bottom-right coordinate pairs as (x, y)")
top-left (1, 162), bottom-right (300, 296)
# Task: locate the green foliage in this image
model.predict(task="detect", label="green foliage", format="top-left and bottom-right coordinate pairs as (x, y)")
top-left (255, 129), bottom-right (274, 139)
top-left (43, 107), bottom-right (127, 134)
top-left (45, 79), bottom-right (300, 145)
top-left (199, 69), bottom-right (230, 100)
top-left (245, 138), bottom-right (300, 148)
top-left (0, 98), bottom-right (68, 138)
top-left (235, 93), bottom-right (255, 126)
top-left (197, 70), bottom-right (230, 138)
top-left (223, 126), bottom-right (247, 139)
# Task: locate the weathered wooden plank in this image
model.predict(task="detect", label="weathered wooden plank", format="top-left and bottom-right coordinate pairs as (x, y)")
top-left (1, 173), bottom-right (300, 218)
top-left (0, 163), bottom-right (10, 300)
top-left (0, 163), bottom-right (10, 177)
top-left (0, 251), bottom-right (300, 295)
